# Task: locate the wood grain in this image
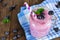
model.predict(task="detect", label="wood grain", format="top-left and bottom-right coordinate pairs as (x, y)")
top-left (0, 0), bottom-right (60, 40)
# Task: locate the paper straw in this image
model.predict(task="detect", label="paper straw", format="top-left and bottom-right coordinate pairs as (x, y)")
top-left (24, 2), bottom-right (36, 17)
top-left (24, 2), bottom-right (32, 13)
top-left (24, 2), bottom-right (30, 9)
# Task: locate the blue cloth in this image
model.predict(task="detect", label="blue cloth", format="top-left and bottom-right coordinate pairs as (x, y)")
top-left (17, 0), bottom-right (60, 40)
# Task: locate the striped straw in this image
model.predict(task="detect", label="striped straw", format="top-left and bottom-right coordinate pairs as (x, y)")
top-left (24, 2), bottom-right (32, 13)
top-left (24, 2), bottom-right (36, 17)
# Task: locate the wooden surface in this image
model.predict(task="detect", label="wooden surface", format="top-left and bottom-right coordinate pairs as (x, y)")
top-left (0, 0), bottom-right (60, 40)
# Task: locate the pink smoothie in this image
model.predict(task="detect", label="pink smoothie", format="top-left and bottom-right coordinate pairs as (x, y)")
top-left (29, 8), bottom-right (52, 38)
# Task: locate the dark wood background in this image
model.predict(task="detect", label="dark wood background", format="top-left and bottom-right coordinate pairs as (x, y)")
top-left (0, 0), bottom-right (60, 40)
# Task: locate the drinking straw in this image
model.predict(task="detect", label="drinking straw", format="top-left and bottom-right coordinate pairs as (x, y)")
top-left (24, 2), bottom-right (32, 13)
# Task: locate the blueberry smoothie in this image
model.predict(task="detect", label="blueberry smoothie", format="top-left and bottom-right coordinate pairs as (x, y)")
top-left (29, 7), bottom-right (54, 38)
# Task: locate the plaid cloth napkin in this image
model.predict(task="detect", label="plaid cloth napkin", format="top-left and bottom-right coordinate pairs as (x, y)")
top-left (17, 0), bottom-right (60, 40)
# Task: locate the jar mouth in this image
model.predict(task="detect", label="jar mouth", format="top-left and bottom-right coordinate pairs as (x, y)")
top-left (32, 7), bottom-right (50, 19)
top-left (30, 7), bottom-right (52, 24)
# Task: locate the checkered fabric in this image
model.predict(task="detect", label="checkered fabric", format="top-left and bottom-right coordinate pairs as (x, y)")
top-left (17, 0), bottom-right (60, 40)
